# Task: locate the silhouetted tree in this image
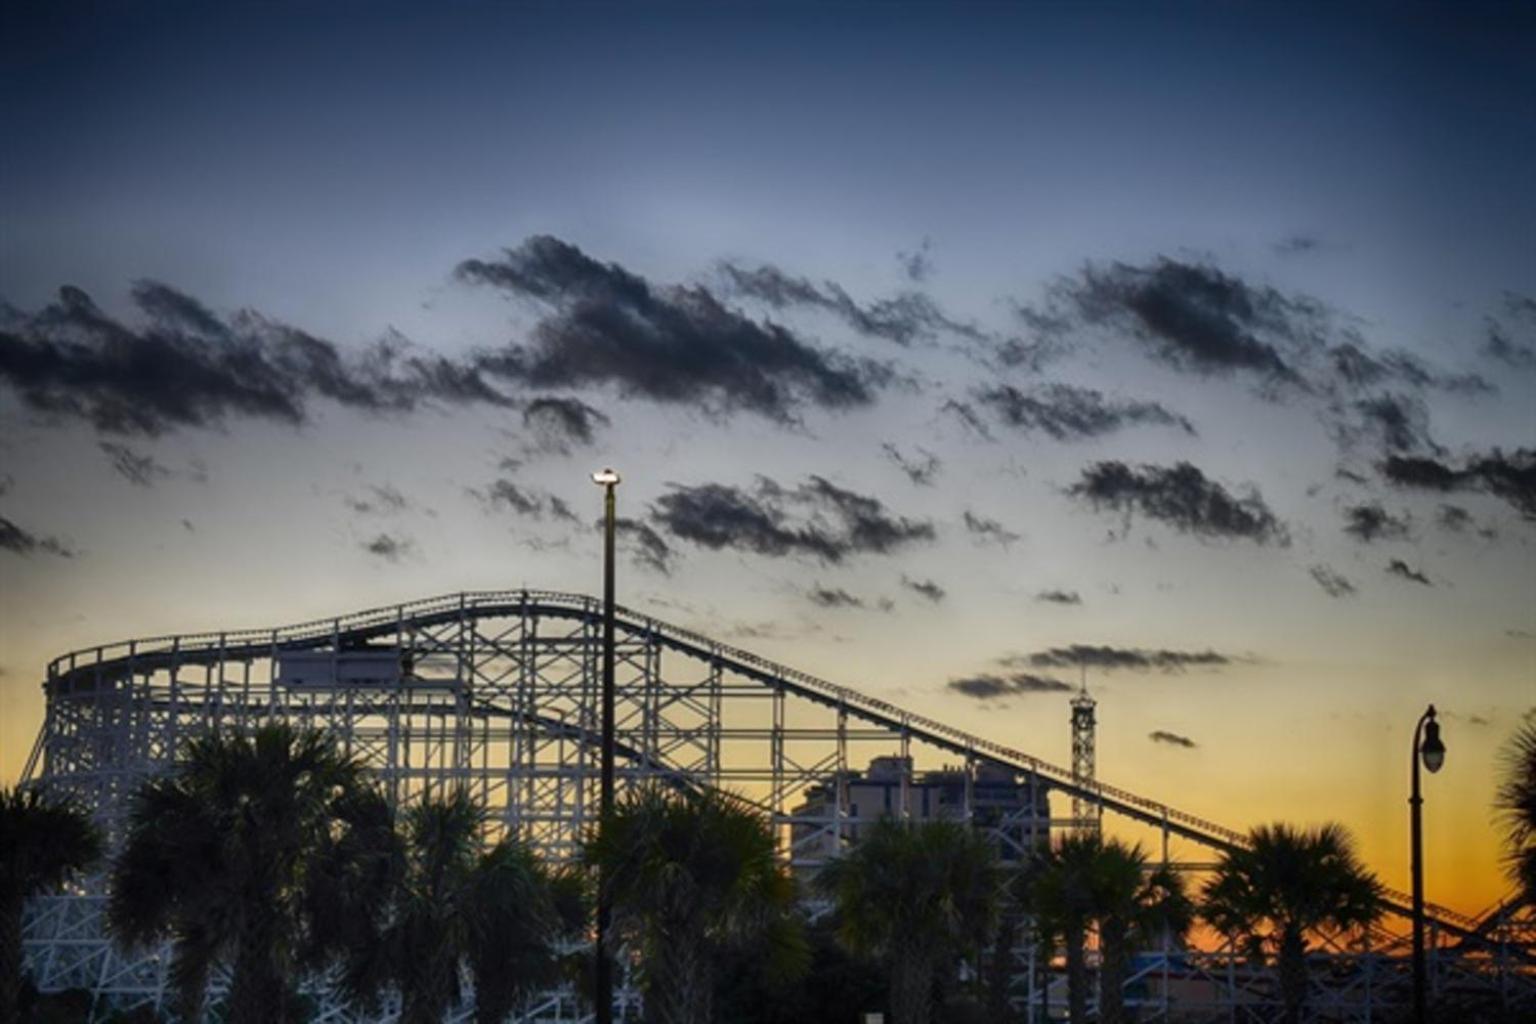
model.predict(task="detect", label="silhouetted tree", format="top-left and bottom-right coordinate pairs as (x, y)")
top-left (467, 839), bottom-right (587, 1024)
top-left (108, 724), bottom-right (376, 1024)
top-left (1028, 832), bottom-right (1102, 1024)
top-left (816, 818), bottom-right (1001, 1024)
top-left (0, 787), bottom-right (102, 1024)
top-left (1200, 823), bottom-right (1381, 1024)
top-left (1095, 844), bottom-right (1193, 1024)
top-left (1495, 719), bottom-right (1536, 907)
top-left (586, 786), bottom-right (804, 1024)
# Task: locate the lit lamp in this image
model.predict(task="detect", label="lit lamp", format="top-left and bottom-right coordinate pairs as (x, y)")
top-left (591, 468), bottom-right (619, 1024)
top-left (1410, 704), bottom-right (1445, 1024)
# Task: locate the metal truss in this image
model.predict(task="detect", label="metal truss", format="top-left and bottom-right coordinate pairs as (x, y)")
top-left (19, 590), bottom-right (1534, 1021)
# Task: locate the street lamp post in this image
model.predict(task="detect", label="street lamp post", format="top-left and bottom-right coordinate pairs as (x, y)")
top-left (592, 468), bottom-right (620, 1024)
top-left (1410, 703), bottom-right (1445, 1024)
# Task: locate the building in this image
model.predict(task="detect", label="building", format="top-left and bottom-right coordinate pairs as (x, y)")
top-left (787, 755), bottom-right (1051, 870)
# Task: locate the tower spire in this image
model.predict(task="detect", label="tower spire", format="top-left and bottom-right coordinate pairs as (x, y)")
top-left (1070, 665), bottom-right (1099, 830)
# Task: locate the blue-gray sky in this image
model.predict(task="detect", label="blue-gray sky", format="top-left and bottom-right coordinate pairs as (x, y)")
top-left (2, 1), bottom-right (1534, 910)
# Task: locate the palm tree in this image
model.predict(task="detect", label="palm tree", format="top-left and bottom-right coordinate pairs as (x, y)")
top-left (1200, 822), bottom-right (1381, 1024)
top-left (108, 723), bottom-right (379, 1024)
top-left (310, 786), bottom-right (581, 1024)
top-left (466, 828), bottom-right (586, 1024)
top-left (0, 787), bottom-right (103, 1024)
top-left (388, 790), bottom-right (483, 1023)
top-left (816, 817), bottom-right (1002, 1024)
top-left (587, 786), bottom-right (804, 1024)
top-left (1494, 719), bottom-right (1536, 907)
top-left (1028, 832), bottom-right (1103, 1024)
top-left (1094, 843), bottom-right (1194, 1024)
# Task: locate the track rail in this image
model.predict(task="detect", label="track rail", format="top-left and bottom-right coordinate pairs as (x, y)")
top-left (39, 588), bottom-right (1479, 934)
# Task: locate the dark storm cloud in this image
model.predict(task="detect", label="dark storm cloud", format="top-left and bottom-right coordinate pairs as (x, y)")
top-left (946, 672), bottom-right (1072, 702)
top-left (361, 533), bottom-right (413, 563)
top-left (807, 586), bottom-right (866, 609)
top-left (1308, 564), bottom-right (1357, 599)
top-left (98, 442), bottom-right (174, 487)
top-left (881, 443), bottom-right (941, 486)
top-left (961, 509), bottom-right (1020, 548)
top-left (522, 395), bottom-right (610, 452)
top-left (614, 517), bottom-right (675, 575)
top-left (0, 515), bottom-right (75, 558)
top-left (0, 283), bottom-right (512, 436)
top-left (345, 483), bottom-right (410, 515)
top-left (1036, 589), bottom-right (1082, 605)
top-left (458, 238), bottom-right (883, 420)
top-left (1379, 449), bottom-right (1536, 520)
top-left (1386, 559), bottom-right (1432, 586)
top-left (470, 479), bottom-right (577, 522)
top-left (1064, 258), bottom-right (1312, 382)
top-left (718, 260), bottom-right (986, 347)
top-left (972, 382), bottom-right (1194, 441)
top-left (901, 575), bottom-right (946, 603)
top-left (1149, 730), bottom-right (1198, 748)
top-left (1019, 645), bottom-right (1233, 673)
top-left (1341, 502), bottom-right (1412, 543)
top-left (649, 475), bottom-right (934, 564)
top-left (1067, 461), bottom-right (1289, 545)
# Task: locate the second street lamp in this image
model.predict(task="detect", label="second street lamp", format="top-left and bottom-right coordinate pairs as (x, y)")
top-left (592, 467), bottom-right (620, 1024)
top-left (1410, 703), bottom-right (1446, 1024)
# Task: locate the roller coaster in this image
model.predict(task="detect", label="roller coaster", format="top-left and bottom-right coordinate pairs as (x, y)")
top-left (19, 590), bottom-right (1535, 1021)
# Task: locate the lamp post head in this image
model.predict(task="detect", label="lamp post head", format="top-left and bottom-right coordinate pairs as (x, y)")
top-left (591, 468), bottom-right (621, 487)
top-left (1420, 716), bottom-right (1445, 774)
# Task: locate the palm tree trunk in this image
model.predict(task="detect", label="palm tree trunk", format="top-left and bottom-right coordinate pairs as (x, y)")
top-left (228, 910), bottom-right (288, 1024)
top-left (1277, 927), bottom-right (1307, 1024)
top-left (1065, 920), bottom-right (1088, 1024)
top-left (1, 892), bottom-right (23, 1024)
top-left (1099, 915), bottom-right (1128, 1024)
top-left (646, 929), bottom-right (713, 1024)
top-left (889, 946), bottom-right (934, 1024)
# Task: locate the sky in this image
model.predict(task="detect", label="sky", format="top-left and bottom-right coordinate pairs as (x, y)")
top-left (2, 1), bottom-right (1534, 916)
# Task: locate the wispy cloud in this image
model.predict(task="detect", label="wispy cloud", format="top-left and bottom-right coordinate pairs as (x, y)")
top-left (946, 672), bottom-right (1072, 702)
top-left (961, 509), bottom-right (1020, 548)
top-left (719, 259), bottom-right (985, 346)
top-left (972, 382), bottom-right (1194, 441)
top-left (1014, 644), bottom-right (1234, 672)
top-left (458, 237), bottom-right (885, 420)
top-left (1380, 449), bottom-right (1536, 520)
top-left (98, 442), bottom-right (176, 487)
top-left (1068, 461), bottom-right (1288, 545)
top-left (1308, 564), bottom-right (1357, 598)
top-left (0, 282), bottom-right (511, 436)
top-left (901, 575), bottom-right (946, 603)
top-left (361, 533), bottom-right (414, 563)
top-left (0, 515), bottom-right (75, 558)
top-left (1341, 502), bottom-right (1412, 543)
top-left (1386, 559), bottom-right (1432, 586)
top-left (881, 443), bottom-right (941, 486)
top-left (649, 475), bottom-right (934, 563)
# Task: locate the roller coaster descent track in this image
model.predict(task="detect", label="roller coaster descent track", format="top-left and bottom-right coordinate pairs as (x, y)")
top-left (23, 589), bottom-right (1525, 1021)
